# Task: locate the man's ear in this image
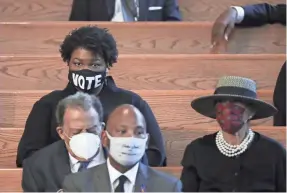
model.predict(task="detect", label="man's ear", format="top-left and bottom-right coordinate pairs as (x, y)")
top-left (101, 130), bottom-right (109, 149)
top-left (56, 126), bottom-right (65, 140)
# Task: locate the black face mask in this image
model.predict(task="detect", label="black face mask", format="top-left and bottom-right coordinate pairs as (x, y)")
top-left (68, 69), bottom-right (106, 93)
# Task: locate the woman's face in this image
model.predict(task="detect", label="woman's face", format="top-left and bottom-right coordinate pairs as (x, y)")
top-left (68, 47), bottom-right (106, 72)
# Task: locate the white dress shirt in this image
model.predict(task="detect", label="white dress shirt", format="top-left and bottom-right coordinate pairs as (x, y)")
top-left (107, 158), bottom-right (139, 192)
top-left (231, 6), bottom-right (245, 23)
top-left (112, 0), bottom-right (135, 22)
top-left (69, 147), bottom-right (106, 173)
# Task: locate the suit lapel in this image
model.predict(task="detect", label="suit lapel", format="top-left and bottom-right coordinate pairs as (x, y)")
top-left (53, 141), bottom-right (71, 186)
top-left (94, 163), bottom-right (112, 192)
top-left (139, 0), bottom-right (149, 21)
top-left (105, 0), bottom-right (116, 20)
top-left (134, 163), bottom-right (149, 192)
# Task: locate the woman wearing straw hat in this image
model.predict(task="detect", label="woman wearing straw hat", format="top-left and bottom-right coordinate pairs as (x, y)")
top-left (180, 76), bottom-right (286, 192)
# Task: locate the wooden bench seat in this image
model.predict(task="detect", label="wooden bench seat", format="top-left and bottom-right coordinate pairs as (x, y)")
top-left (0, 54), bottom-right (284, 90)
top-left (0, 90), bottom-right (275, 128)
top-left (0, 22), bottom-right (285, 54)
top-left (0, 0), bottom-right (284, 21)
top-left (0, 167), bottom-right (182, 192)
top-left (0, 126), bottom-right (285, 167)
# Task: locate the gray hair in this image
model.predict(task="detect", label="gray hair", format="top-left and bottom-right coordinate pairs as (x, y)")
top-left (56, 92), bottom-right (104, 130)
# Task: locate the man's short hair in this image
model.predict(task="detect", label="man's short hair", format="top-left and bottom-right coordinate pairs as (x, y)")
top-left (56, 92), bottom-right (104, 127)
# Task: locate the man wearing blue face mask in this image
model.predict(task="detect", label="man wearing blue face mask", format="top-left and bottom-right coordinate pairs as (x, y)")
top-left (62, 104), bottom-right (182, 192)
top-left (22, 92), bottom-right (106, 192)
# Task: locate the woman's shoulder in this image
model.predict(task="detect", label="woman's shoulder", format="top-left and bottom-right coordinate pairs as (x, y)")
top-left (35, 89), bottom-right (70, 106)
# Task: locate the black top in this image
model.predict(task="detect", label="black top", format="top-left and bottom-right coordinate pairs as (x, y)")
top-left (273, 62), bottom-right (286, 126)
top-left (180, 132), bottom-right (286, 192)
top-left (17, 76), bottom-right (165, 167)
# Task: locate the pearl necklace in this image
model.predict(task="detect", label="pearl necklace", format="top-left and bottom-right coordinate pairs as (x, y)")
top-left (215, 129), bottom-right (254, 157)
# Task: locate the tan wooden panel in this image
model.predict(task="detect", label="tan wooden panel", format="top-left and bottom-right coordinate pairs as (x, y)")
top-left (0, 127), bottom-right (285, 168)
top-left (0, 0), bottom-right (72, 21)
top-left (0, 54), bottom-right (284, 90)
top-left (0, 0), bottom-right (284, 21)
top-left (179, 0), bottom-right (286, 21)
top-left (0, 22), bottom-right (285, 54)
top-left (0, 167), bottom-right (182, 192)
top-left (0, 90), bottom-right (274, 128)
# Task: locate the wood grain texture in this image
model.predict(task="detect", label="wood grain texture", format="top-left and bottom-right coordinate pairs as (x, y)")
top-left (0, 90), bottom-right (275, 128)
top-left (0, 54), bottom-right (285, 90)
top-left (0, 0), bottom-right (72, 21)
top-left (178, 0), bottom-right (286, 21)
top-left (0, 127), bottom-right (285, 168)
top-left (0, 167), bottom-right (182, 191)
top-left (0, 0), bottom-right (284, 21)
top-left (0, 22), bottom-right (285, 54)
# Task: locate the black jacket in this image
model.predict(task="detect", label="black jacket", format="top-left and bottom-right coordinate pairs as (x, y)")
top-left (22, 140), bottom-right (72, 192)
top-left (273, 62), bottom-right (286, 126)
top-left (17, 76), bottom-right (166, 167)
top-left (237, 3), bottom-right (286, 26)
top-left (69, 0), bottom-right (181, 21)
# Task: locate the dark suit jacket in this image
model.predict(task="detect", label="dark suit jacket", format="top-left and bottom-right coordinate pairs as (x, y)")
top-left (17, 76), bottom-right (166, 167)
top-left (22, 140), bottom-right (71, 192)
top-left (237, 3), bottom-right (286, 26)
top-left (62, 162), bottom-right (182, 192)
top-left (273, 62), bottom-right (286, 126)
top-left (69, 0), bottom-right (181, 21)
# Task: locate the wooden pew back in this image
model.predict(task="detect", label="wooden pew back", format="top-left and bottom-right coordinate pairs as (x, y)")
top-left (0, 22), bottom-right (285, 54)
top-left (0, 127), bottom-right (285, 167)
top-left (0, 0), bottom-right (284, 21)
top-left (0, 54), bottom-right (284, 90)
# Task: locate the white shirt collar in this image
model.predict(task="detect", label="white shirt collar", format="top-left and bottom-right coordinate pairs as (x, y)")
top-left (107, 158), bottom-right (139, 186)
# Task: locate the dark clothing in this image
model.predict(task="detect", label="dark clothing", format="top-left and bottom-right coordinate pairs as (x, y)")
top-left (273, 62), bottom-right (286, 126)
top-left (180, 132), bottom-right (286, 192)
top-left (69, 0), bottom-right (181, 21)
top-left (22, 141), bottom-right (71, 192)
top-left (236, 3), bottom-right (286, 126)
top-left (237, 3), bottom-right (286, 26)
top-left (17, 76), bottom-right (166, 167)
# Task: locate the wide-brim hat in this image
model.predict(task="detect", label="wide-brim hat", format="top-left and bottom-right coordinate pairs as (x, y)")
top-left (191, 76), bottom-right (277, 120)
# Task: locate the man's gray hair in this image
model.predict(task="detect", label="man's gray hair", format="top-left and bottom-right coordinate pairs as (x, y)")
top-left (56, 92), bottom-right (104, 129)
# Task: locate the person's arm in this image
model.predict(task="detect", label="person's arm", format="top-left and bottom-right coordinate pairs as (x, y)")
top-left (180, 143), bottom-right (200, 192)
top-left (162, 0), bottom-right (182, 21)
top-left (22, 160), bottom-right (42, 192)
top-left (136, 98), bottom-right (166, 166)
top-left (16, 100), bottom-right (52, 167)
top-left (275, 146), bottom-right (286, 191)
top-left (237, 3), bottom-right (286, 26)
top-left (69, 0), bottom-right (90, 21)
top-left (273, 62), bottom-right (286, 126)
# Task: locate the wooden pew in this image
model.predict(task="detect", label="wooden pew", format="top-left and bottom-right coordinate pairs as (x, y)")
top-left (0, 126), bottom-right (285, 167)
top-left (0, 167), bottom-right (182, 192)
top-left (0, 54), bottom-right (284, 90)
top-left (0, 0), bottom-right (284, 21)
top-left (0, 90), bottom-right (275, 128)
top-left (0, 22), bottom-right (285, 54)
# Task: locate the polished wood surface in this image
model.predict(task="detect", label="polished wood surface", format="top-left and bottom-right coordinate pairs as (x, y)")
top-left (0, 90), bottom-right (274, 128)
top-left (0, 54), bottom-right (284, 90)
top-left (0, 126), bottom-right (285, 167)
top-left (0, 22), bottom-right (285, 54)
top-left (0, 0), bottom-right (284, 21)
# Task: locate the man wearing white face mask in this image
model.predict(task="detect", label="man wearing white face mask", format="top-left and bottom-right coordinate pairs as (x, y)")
top-left (22, 92), bottom-right (106, 192)
top-left (62, 104), bottom-right (182, 192)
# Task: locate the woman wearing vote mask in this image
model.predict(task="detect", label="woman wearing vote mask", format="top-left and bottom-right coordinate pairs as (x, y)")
top-left (180, 76), bottom-right (286, 192)
top-left (16, 25), bottom-right (165, 168)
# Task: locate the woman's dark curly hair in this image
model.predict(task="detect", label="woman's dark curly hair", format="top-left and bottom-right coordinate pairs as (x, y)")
top-left (59, 25), bottom-right (118, 68)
